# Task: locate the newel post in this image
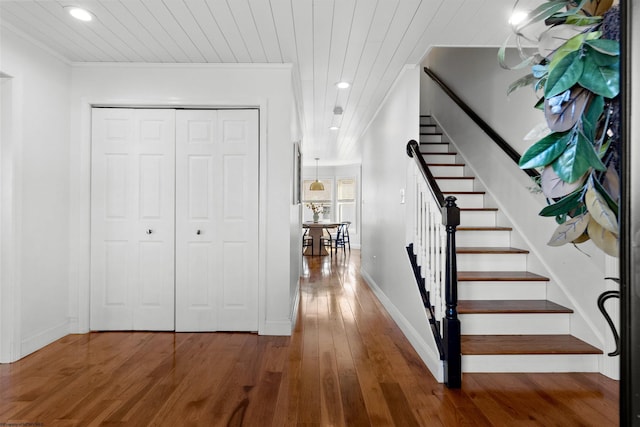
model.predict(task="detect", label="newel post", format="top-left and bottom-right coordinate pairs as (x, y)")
top-left (442, 196), bottom-right (461, 388)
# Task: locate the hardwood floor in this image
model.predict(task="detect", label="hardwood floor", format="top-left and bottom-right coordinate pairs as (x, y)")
top-left (0, 250), bottom-right (619, 426)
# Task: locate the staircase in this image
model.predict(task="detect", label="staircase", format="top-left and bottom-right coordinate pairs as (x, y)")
top-left (419, 115), bottom-right (602, 373)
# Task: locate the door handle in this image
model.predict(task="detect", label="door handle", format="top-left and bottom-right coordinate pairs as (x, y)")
top-left (196, 230), bottom-right (201, 235)
top-left (146, 229), bottom-right (153, 235)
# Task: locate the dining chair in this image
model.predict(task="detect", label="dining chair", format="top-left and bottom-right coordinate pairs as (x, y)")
top-left (320, 227), bottom-right (333, 257)
top-left (302, 227), bottom-right (313, 255)
top-left (333, 222), bottom-right (351, 254)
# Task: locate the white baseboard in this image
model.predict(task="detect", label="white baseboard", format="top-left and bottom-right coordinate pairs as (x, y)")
top-left (261, 319), bottom-right (293, 336)
top-left (21, 320), bottom-right (69, 360)
top-left (289, 282), bottom-right (300, 332)
top-left (360, 268), bottom-right (444, 382)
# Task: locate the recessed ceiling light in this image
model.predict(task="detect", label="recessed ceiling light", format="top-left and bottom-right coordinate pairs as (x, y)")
top-left (329, 126), bottom-right (339, 130)
top-left (66, 6), bottom-right (93, 22)
top-left (336, 81), bottom-right (350, 89)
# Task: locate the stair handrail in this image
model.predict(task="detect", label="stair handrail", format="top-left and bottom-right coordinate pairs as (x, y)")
top-left (423, 66), bottom-right (540, 180)
top-left (407, 139), bottom-right (461, 388)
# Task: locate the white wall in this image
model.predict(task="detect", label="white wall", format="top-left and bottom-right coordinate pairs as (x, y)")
top-left (422, 47), bottom-right (617, 377)
top-left (68, 63), bottom-right (299, 336)
top-left (0, 27), bottom-right (72, 360)
top-left (359, 65), bottom-right (444, 380)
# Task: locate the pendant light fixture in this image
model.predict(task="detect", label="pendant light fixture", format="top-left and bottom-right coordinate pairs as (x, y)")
top-left (310, 158), bottom-right (325, 191)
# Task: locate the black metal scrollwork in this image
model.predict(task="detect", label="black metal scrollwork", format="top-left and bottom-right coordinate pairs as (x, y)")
top-left (598, 277), bottom-right (621, 357)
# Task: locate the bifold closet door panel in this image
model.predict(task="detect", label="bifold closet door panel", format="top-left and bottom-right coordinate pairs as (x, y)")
top-left (175, 109), bottom-right (259, 332)
top-left (90, 108), bottom-right (175, 331)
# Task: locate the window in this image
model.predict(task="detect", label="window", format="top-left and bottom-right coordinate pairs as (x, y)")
top-left (303, 179), bottom-right (332, 221)
top-left (337, 178), bottom-right (356, 229)
top-left (301, 175), bottom-right (358, 232)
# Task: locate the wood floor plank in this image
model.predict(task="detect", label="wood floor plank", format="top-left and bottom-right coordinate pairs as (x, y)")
top-left (0, 250), bottom-right (619, 426)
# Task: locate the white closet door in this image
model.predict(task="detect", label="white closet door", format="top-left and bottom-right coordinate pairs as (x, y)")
top-left (90, 108), bottom-right (175, 331)
top-left (175, 109), bottom-right (259, 331)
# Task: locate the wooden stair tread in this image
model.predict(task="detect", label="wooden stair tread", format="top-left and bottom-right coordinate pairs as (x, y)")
top-left (458, 299), bottom-right (572, 314)
top-left (457, 247), bottom-right (528, 254)
top-left (458, 271), bottom-right (549, 281)
top-left (461, 335), bottom-right (602, 355)
top-left (459, 207), bottom-right (498, 211)
top-left (457, 226), bottom-right (511, 231)
top-left (435, 176), bottom-right (474, 180)
top-left (442, 191), bottom-right (484, 195)
top-left (421, 151), bottom-right (456, 155)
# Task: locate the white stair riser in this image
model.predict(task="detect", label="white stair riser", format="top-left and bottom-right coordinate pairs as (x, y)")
top-left (458, 281), bottom-right (547, 300)
top-left (428, 165), bottom-right (465, 177)
top-left (462, 354), bottom-right (600, 373)
top-left (444, 193), bottom-right (484, 208)
top-left (457, 230), bottom-right (511, 246)
top-left (436, 179), bottom-right (474, 192)
top-left (422, 153), bottom-right (457, 163)
top-left (460, 313), bottom-right (570, 335)
top-left (420, 117), bottom-right (435, 125)
top-left (459, 210), bottom-right (497, 227)
top-left (420, 143), bottom-right (450, 153)
top-left (420, 134), bottom-right (443, 143)
top-left (457, 253), bottom-right (528, 271)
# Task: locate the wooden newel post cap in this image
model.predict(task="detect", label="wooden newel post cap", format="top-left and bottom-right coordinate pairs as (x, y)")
top-left (442, 196), bottom-right (460, 227)
top-left (406, 140), bottom-right (418, 157)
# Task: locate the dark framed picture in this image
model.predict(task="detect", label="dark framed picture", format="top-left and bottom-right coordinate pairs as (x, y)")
top-left (293, 142), bottom-right (301, 204)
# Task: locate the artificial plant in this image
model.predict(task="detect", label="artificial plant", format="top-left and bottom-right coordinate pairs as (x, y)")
top-left (499, 0), bottom-right (620, 257)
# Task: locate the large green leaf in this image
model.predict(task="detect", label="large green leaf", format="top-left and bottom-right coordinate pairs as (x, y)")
top-left (549, 31), bottom-right (601, 71)
top-left (582, 95), bottom-right (604, 141)
top-left (545, 51), bottom-right (584, 98)
top-left (552, 132), bottom-right (606, 183)
top-left (519, 132), bottom-right (570, 169)
top-left (586, 47), bottom-right (619, 67)
top-left (578, 60), bottom-right (619, 98)
top-left (586, 39), bottom-right (620, 56)
top-left (565, 15), bottom-right (602, 26)
top-left (539, 189), bottom-right (583, 217)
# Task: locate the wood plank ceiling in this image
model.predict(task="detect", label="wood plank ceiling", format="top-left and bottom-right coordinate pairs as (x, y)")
top-left (0, 0), bottom-right (528, 165)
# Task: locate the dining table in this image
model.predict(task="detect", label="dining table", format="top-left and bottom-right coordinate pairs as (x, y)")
top-left (303, 221), bottom-right (340, 256)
